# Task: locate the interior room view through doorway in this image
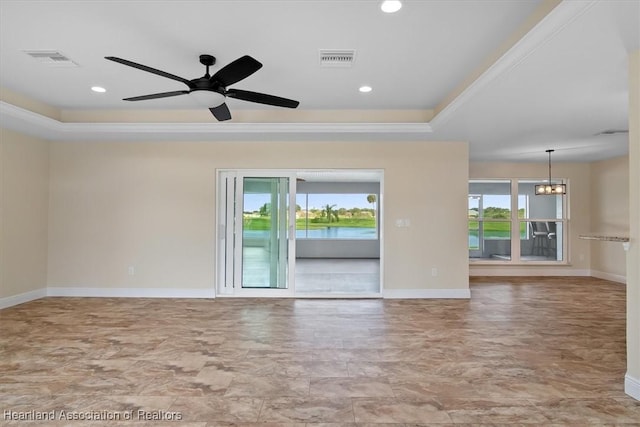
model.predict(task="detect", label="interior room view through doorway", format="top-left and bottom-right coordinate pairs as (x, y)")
top-left (216, 169), bottom-right (383, 297)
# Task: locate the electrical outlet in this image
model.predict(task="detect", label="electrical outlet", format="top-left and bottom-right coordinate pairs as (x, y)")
top-left (431, 267), bottom-right (438, 277)
top-left (128, 266), bottom-right (135, 276)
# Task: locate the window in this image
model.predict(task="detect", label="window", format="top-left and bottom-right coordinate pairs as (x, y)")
top-left (469, 179), bottom-right (567, 263)
top-left (295, 187), bottom-right (378, 240)
top-left (469, 180), bottom-right (512, 260)
top-left (518, 180), bottom-right (565, 261)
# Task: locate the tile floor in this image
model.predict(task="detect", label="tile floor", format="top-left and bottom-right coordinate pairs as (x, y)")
top-left (242, 248), bottom-right (380, 294)
top-left (295, 259), bottom-right (380, 294)
top-left (1, 276), bottom-right (639, 425)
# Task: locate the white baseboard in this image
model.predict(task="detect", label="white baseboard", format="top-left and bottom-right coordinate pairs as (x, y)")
top-left (625, 373), bottom-right (640, 401)
top-left (469, 267), bottom-right (590, 277)
top-left (384, 288), bottom-right (471, 299)
top-left (47, 287), bottom-right (215, 299)
top-left (590, 270), bottom-right (626, 284)
top-left (0, 288), bottom-right (47, 309)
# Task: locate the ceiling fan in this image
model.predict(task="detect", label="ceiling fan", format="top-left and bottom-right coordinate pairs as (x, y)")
top-left (105, 54), bottom-right (300, 121)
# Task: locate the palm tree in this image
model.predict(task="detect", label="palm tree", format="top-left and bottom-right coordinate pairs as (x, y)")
top-left (367, 194), bottom-right (377, 217)
top-left (323, 204), bottom-right (339, 223)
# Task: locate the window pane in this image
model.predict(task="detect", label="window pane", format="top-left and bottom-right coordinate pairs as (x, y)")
top-left (468, 222), bottom-right (479, 250)
top-left (483, 221), bottom-right (511, 260)
top-left (518, 180), bottom-right (563, 219)
top-left (469, 180), bottom-right (511, 218)
top-left (296, 193), bottom-right (377, 239)
top-left (295, 193), bottom-right (308, 238)
top-left (519, 220), bottom-right (564, 261)
top-left (468, 195), bottom-right (480, 219)
top-left (483, 220), bottom-right (511, 240)
top-left (468, 181), bottom-right (511, 261)
top-left (469, 220), bottom-right (511, 261)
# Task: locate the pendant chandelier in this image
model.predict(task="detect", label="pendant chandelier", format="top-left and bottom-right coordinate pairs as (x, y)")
top-left (535, 149), bottom-right (566, 195)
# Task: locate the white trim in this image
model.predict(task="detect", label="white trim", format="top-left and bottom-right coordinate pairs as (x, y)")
top-left (0, 101), bottom-right (432, 142)
top-left (216, 292), bottom-right (382, 299)
top-left (469, 267), bottom-right (590, 277)
top-left (625, 373), bottom-right (640, 401)
top-left (46, 287), bottom-right (215, 299)
top-left (430, 0), bottom-right (598, 129)
top-left (0, 288), bottom-right (47, 309)
top-left (383, 288), bottom-right (471, 299)
top-left (591, 270), bottom-right (626, 284)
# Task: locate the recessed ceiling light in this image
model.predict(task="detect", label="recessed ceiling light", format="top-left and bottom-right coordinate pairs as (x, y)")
top-left (359, 86), bottom-right (373, 93)
top-left (91, 86), bottom-right (106, 93)
top-left (381, 0), bottom-right (402, 13)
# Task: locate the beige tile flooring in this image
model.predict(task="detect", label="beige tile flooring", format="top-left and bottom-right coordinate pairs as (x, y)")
top-left (1, 276), bottom-right (639, 425)
top-left (295, 259), bottom-right (380, 294)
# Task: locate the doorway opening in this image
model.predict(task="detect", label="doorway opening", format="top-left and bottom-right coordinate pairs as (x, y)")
top-left (216, 169), bottom-right (383, 297)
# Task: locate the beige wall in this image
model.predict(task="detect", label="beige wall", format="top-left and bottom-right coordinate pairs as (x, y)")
top-left (47, 140), bottom-right (469, 293)
top-left (0, 128), bottom-right (49, 299)
top-left (469, 161), bottom-right (592, 275)
top-left (0, 87), bottom-right (61, 121)
top-left (589, 156), bottom-right (629, 281)
top-left (626, 50), bottom-right (640, 398)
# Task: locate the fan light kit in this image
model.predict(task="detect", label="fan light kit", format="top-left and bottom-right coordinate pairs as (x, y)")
top-left (381, 0), bottom-right (402, 13)
top-left (105, 54), bottom-right (299, 121)
top-left (189, 90), bottom-right (225, 108)
top-left (535, 149), bottom-right (566, 195)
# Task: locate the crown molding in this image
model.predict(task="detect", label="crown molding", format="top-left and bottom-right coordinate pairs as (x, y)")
top-left (0, 101), bottom-right (433, 142)
top-left (0, 2), bottom-right (600, 143)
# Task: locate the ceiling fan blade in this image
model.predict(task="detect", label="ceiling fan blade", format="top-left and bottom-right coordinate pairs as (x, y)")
top-left (105, 56), bottom-right (194, 88)
top-left (123, 90), bottom-right (189, 101)
top-left (212, 55), bottom-right (262, 87)
top-left (210, 103), bottom-right (232, 121)
top-left (226, 89), bottom-right (299, 108)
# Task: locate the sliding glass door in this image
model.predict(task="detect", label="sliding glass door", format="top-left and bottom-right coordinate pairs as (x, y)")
top-left (217, 171), bottom-right (296, 296)
top-left (241, 177), bottom-right (290, 289)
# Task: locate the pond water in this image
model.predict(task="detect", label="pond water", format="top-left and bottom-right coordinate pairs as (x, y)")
top-left (243, 227), bottom-right (377, 239)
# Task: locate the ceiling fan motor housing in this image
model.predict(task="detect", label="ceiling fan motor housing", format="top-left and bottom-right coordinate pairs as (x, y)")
top-left (199, 54), bottom-right (216, 67)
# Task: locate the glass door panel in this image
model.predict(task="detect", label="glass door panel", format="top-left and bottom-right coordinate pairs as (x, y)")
top-left (241, 177), bottom-right (289, 289)
top-left (468, 195), bottom-right (481, 258)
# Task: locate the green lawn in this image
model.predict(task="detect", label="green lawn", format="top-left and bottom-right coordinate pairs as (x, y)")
top-left (469, 220), bottom-right (527, 239)
top-left (243, 216), bottom-right (376, 231)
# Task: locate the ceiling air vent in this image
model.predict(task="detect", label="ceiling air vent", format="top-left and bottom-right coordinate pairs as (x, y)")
top-left (319, 49), bottom-right (355, 67)
top-left (23, 50), bottom-right (79, 67)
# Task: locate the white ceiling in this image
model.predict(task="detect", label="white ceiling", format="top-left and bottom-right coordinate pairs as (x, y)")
top-left (0, 0), bottom-right (638, 162)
